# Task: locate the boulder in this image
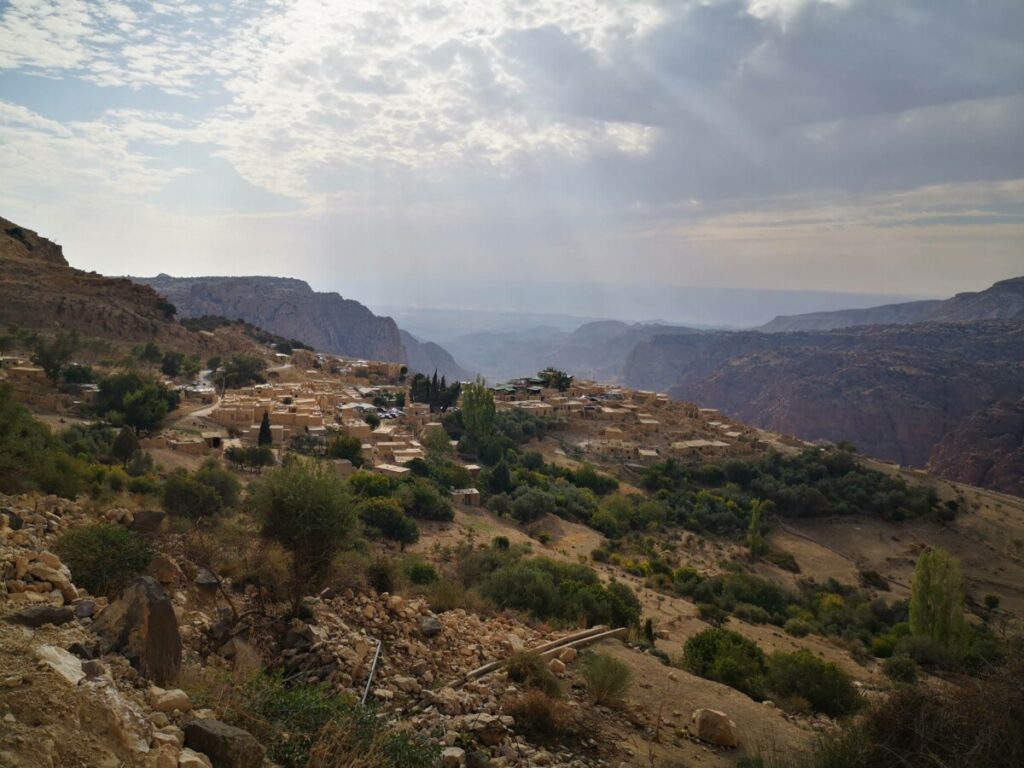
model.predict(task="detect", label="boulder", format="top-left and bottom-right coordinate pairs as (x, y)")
top-left (548, 658), bottom-right (566, 674)
top-left (130, 510), bottom-right (167, 535)
top-left (34, 645), bottom-right (85, 686)
top-left (150, 554), bottom-right (184, 585)
top-left (93, 577), bottom-right (182, 686)
top-left (74, 598), bottom-right (98, 618)
top-left (152, 688), bottom-right (192, 713)
top-left (464, 713), bottom-right (506, 746)
top-left (691, 708), bottom-right (739, 748)
top-left (442, 746), bottom-right (466, 768)
top-left (178, 748), bottom-right (213, 768)
top-left (419, 614), bottom-right (443, 638)
top-left (558, 647), bottom-right (577, 663)
top-left (184, 719), bottom-right (264, 768)
top-left (9, 604), bottom-right (75, 627)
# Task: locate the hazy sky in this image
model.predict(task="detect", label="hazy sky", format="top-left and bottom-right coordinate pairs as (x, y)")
top-left (1, 0), bottom-right (1023, 312)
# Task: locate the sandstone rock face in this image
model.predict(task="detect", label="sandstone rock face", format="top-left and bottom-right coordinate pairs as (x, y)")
top-left (137, 274), bottom-right (406, 363)
top-left (183, 719), bottom-right (264, 768)
top-left (691, 708), bottom-right (739, 748)
top-left (625, 321), bottom-right (1024, 472)
top-left (927, 399), bottom-right (1024, 496)
top-left (93, 577), bottom-right (182, 686)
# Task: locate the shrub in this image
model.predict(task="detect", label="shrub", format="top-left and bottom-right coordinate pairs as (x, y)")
top-left (697, 603), bottom-right (729, 627)
top-left (765, 650), bottom-right (862, 717)
top-left (504, 690), bottom-right (573, 742)
top-left (127, 476), bottom-right (160, 496)
top-left (359, 498), bottom-right (419, 548)
top-left (734, 603), bottom-right (772, 624)
top-left (366, 557), bottom-right (397, 594)
top-left (162, 472), bottom-right (223, 519)
top-left (398, 478), bottom-right (454, 522)
top-left (194, 459), bottom-right (241, 508)
top-left (580, 652), bottom-right (631, 705)
top-left (882, 655), bottom-right (919, 684)
top-left (784, 618), bottom-right (811, 637)
top-left (505, 652), bottom-right (562, 697)
top-left (404, 560), bottom-right (438, 585)
top-left (54, 523), bottom-right (152, 596)
top-left (681, 628), bottom-right (766, 699)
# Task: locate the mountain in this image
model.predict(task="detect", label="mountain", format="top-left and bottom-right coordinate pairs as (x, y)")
top-left (399, 330), bottom-right (472, 381)
top-left (444, 320), bottom-right (695, 383)
top-left (927, 399), bottom-right (1024, 497)
top-left (759, 276), bottom-right (1024, 332)
top-left (0, 217), bottom-right (197, 346)
top-left (136, 275), bottom-right (406, 363)
top-left (624, 321), bottom-right (1024, 469)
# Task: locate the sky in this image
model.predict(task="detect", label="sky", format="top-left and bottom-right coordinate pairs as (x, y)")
top-left (1, 0), bottom-right (1023, 316)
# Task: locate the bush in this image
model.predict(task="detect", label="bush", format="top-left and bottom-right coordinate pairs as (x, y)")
top-left (194, 460), bottom-right (241, 508)
top-left (504, 690), bottom-right (573, 742)
top-left (784, 618), bottom-right (811, 637)
top-left (162, 472), bottom-right (223, 519)
top-left (505, 652), bottom-right (562, 697)
top-left (127, 476), bottom-right (160, 496)
top-left (580, 652), bottom-right (631, 705)
top-left (681, 628), bottom-right (766, 699)
top-left (359, 498), bottom-right (419, 548)
top-left (54, 523), bottom-right (153, 596)
top-left (404, 560), bottom-right (438, 585)
top-left (882, 655), bottom-right (919, 684)
top-left (697, 602), bottom-right (729, 627)
top-left (766, 650), bottom-right (862, 717)
top-left (398, 478), bottom-right (454, 522)
top-left (366, 557), bottom-right (397, 594)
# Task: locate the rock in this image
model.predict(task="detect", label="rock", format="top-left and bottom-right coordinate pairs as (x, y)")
top-left (74, 598), bottom-right (98, 618)
top-left (82, 659), bottom-right (109, 680)
top-left (691, 709), bottom-right (739, 748)
top-left (419, 614), bottom-right (443, 637)
top-left (464, 713), bottom-right (507, 746)
top-left (130, 510), bottom-right (167, 535)
top-left (152, 688), bottom-right (192, 713)
top-left (373, 687), bottom-right (395, 701)
top-left (2, 674), bottom-right (23, 688)
top-left (466, 751), bottom-right (491, 768)
top-left (558, 647), bottom-right (577, 663)
top-left (35, 550), bottom-right (62, 569)
top-left (442, 746), bottom-right (466, 768)
top-left (194, 568), bottom-right (219, 591)
top-left (10, 604), bottom-right (75, 627)
top-left (184, 719), bottom-right (264, 768)
top-left (148, 745), bottom-right (180, 768)
top-left (548, 658), bottom-right (566, 674)
top-left (386, 594), bottom-right (404, 611)
top-left (68, 640), bottom-right (100, 659)
top-left (35, 644), bottom-right (86, 686)
top-left (92, 576), bottom-right (182, 686)
top-left (392, 675), bottom-right (420, 694)
top-left (3, 508), bottom-right (23, 530)
top-left (153, 725), bottom-right (186, 749)
top-left (178, 748), bottom-right (213, 768)
top-left (150, 554), bottom-right (184, 585)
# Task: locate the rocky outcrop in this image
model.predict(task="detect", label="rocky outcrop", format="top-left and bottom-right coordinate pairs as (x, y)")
top-left (92, 576), bottom-right (182, 686)
top-left (927, 399), bottom-right (1024, 496)
top-left (624, 322), bottom-right (1024, 471)
top-left (137, 274), bottom-right (406, 363)
top-left (183, 719), bottom-right (264, 768)
top-left (400, 330), bottom-right (472, 381)
top-left (759, 275), bottom-right (1024, 332)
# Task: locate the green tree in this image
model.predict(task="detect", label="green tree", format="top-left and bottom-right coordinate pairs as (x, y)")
top-left (251, 460), bottom-right (358, 614)
top-left (162, 471), bottom-right (223, 519)
top-left (538, 368), bottom-right (573, 391)
top-left (97, 373), bottom-right (178, 434)
top-left (461, 378), bottom-right (496, 447)
top-left (161, 351), bottom-right (185, 378)
top-left (748, 499), bottom-right (768, 559)
top-left (258, 411), bottom-right (273, 446)
top-left (136, 341), bottom-right (163, 363)
top-left (328, 435), bottom-right (364, 467)
top-left (111, 426), bottom-right (140, 468)
top-left (488, 459), bottom-right (513, 494)
top-left (31, 330), bottom-right (79, 382)
top-left (223, 353), bottom-right (267, 389)
top-left (910, 547), bottom-right (969, 661)
top-left (422, 426), bottom-right (454, 462)
top-left (54, 523), bottom-right (152, 596)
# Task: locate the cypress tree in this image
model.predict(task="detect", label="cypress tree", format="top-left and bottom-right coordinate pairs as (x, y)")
top-left (258, 411), bottom-right (273, 446)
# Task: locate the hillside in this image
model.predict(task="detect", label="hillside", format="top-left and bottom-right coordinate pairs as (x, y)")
top-left (927, 399), bottom-right (1024, 496)
top-left (137, 274), bottom-right (406, 363)
top-left (759, 276), bottom-right (1024, 332)
top-left (0, 217), bottom-right (197, 347)
top-left (624, 321), bottom-right (1024, 470)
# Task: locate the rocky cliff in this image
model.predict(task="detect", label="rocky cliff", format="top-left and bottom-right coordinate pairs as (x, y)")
top-left (927, 399), bottom-right (1024, 497)
top-left (137, 275), bottom-right (406, 363)
top-left (624, 321), bottom-right (1024, 469)
top-left (759, 275), bottom-right (1024, 332)
top-left (0, 217), bottom-right (195, 346)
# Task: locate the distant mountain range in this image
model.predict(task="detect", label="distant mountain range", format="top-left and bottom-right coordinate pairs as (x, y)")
top-left (135, 275), bottom-right (470, 380)
top-left (758, 276), bottom-right (1024, 332)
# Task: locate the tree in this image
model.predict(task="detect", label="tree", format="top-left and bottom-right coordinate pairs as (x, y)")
top-left (910, 547), bottom-right (969, 661)
top-left (97, 373), bottom-right (178, 434)
top-left (328, 435), bottom-right (364, 467)
top-left (538, 368), bottom-right (573, 392)
top-left (258, 411), bottom-right (273, 446)
top-left (422, 426), bottom-right (454, 463)
top-left (31, 330), bottom-right (79, 382)
top-left (162, 471), bottom-right (223, 519)
top-left (161, 351), bottom-right (185, 378)
top-left (111, 426), bottom-right (140, 468)
top-left (251, 460), bottom-right (358, 615)
top-left (222, 354), bottom-right (267, 389)
top-left (461, 378), bottom-right (496, 447)
top-left (136, 341), bottom-right (163, 363)
top-left (488, 459), bottom-right (513, 494)
top-left (747, 499), bottom-right (768, 559)
top-left (364, 412), bottom-right (381, 429)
